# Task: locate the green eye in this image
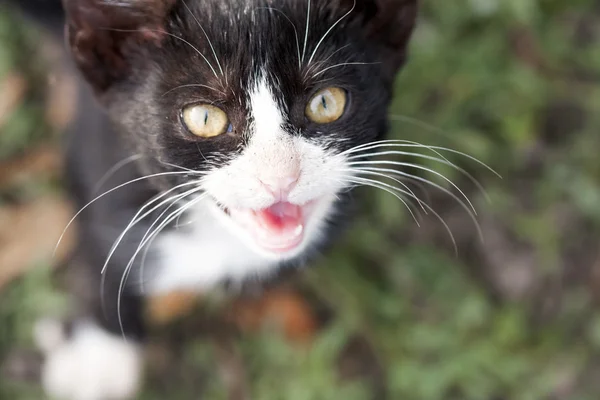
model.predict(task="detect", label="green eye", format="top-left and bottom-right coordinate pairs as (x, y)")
top-left (182, 104), bottom-right (230, 138)
top-left (306, 87), bottom-right (347, 124)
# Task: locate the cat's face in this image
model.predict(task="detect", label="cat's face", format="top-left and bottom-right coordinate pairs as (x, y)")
top-left (64, 0), bottom-right (417, 261)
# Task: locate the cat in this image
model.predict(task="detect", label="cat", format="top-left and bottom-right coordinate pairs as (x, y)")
top-left (5, 0), bottom-right (418, 398)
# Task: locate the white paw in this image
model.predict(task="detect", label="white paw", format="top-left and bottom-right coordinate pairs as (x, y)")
top-left (34, 319), bottom-right (143, 400)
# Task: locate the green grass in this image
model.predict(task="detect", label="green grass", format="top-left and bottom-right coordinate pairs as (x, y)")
top-left (2, 1), bottom-right (600, 399)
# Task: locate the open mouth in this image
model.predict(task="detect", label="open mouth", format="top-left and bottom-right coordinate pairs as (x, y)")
top-left (226, 201), bottom-right (312, 254)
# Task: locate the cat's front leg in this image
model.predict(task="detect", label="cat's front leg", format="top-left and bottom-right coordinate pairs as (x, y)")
top-left (35, 247), bottom-right (147, 400)
top-left (34, 318), bottom-right (143, 400)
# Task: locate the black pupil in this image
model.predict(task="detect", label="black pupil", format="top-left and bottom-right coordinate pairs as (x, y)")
top-left (321, 95), bottom-right (328, 110)
top-left (203, 110), bottom-right (209, 125)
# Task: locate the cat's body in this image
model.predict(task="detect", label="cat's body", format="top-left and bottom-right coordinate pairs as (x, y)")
top-left (6, 0), bottom-right (417, 398)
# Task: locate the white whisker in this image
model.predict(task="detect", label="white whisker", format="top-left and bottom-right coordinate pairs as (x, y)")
top-left (135, 187), bottom-right (206, 293)
top-left (374, 134), bottom-right (502, 179)
top-left (104, 27), bottom-right (220, 80)
top-left (399, 176), bottom-right (433, 206)
top-left (345, 146), bottom-right (490, 202)
top-left (54, 171), bottom-right (193, 258)
top-left (101, 181), bottom-right (204, 275)
top-left (342, 174), bottom-right (421, 225)
top-left (116, 193), bottom-right (208, 336)
top-left (93, 154), bottom-right (143, 194)
top-left (346, 165), bottom-right (428, 214)
top-left (352, 167), bottom-right (483, 242)
top-left (137, 195), bottom-right (200, 293)
top-left (100, 183), bottom-right (206, 313)
top-left (159, 161), bottom-right (200, 173)
top-left (301, 0), bottom-right (311, 64)
top-left (343, 139), bottom-right (452, 163)
top-left (307, 0), bottom-right (356, 66)
top-left (181, 0), bottom-right (226, 83)
top-left (258, 6), bottom-right (302, 69)
top-left (303, 44), bottom-right (351, 80)
top-left (347, 175), bottom-right (459, 255)
top-left (349, 160), bottom-right (478, 214)
top-left (312, 62), bottom-right (379, 78)
top-left (162, 83), bottom-right (224, 97)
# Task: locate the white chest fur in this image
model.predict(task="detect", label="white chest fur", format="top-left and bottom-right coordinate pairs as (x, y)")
top-left (145, 198), bottom-right (279, 295)
top-left (142, 77), bottom-right (347, 295)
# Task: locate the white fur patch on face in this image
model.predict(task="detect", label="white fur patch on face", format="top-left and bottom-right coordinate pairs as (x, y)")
top-left (147, 74), bottom-right (350, 294)
top-left (203, 76), bottom-right (347, 209)
top-left (35, 319), bottom-right (143, 400)
top-left (202, 76), bottom-right (348, 250)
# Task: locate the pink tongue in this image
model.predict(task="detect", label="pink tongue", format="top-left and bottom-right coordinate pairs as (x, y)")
top-left (255, 202), bottom-right (303, 233)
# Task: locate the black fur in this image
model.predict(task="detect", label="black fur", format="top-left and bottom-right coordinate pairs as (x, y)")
top-left (8, 0), bottom-right (417, 342)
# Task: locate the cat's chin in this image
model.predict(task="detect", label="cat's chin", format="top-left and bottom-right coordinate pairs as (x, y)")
top-left (217, 199), bottom-right (322, 257)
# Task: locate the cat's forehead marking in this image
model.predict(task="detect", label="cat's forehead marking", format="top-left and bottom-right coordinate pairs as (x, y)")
top-left (249, 75), bottom-right (284, 140)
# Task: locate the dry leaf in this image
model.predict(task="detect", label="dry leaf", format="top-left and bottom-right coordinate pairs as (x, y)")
top-left (230, 289), bottom-right (317, 344)
top-left (0, 146), bottom-right (61, 188)
top-left (146, 291), bottom-right (199, 325)
top-left (0, 195), bottom-right (74, 290)
top-left (0, 72), bottom-right (27, 129)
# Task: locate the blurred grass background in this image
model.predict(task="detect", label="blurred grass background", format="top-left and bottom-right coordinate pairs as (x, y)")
top-left (1, 0), bottom-right (600, 399)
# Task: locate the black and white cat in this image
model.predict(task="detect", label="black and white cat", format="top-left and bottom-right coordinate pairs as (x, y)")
top-left (9, 0), bottom-right (418, 398)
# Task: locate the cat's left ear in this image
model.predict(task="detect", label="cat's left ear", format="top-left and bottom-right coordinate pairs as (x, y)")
top-left (345, 0), bottom-right (418, 77)
top-left (62, 0), bottom-right (177, 94)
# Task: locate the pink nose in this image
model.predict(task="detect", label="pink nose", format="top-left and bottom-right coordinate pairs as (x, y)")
top-left (259, 174), bottom-right (299, 198)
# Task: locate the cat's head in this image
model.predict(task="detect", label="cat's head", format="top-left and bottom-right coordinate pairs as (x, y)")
top-left (63, 0), bottom-right (417, 260)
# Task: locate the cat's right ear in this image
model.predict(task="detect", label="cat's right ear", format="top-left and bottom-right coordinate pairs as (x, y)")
top-left (62, 0), bottom-right (176, 94)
